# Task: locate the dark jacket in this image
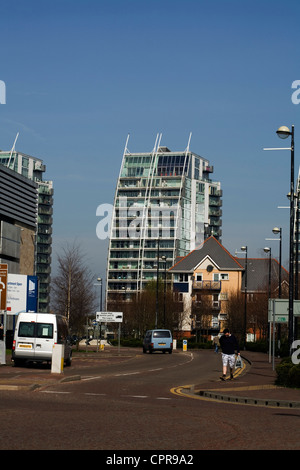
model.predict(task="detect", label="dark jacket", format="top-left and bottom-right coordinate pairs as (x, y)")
top-left (219, 334), bottom-right (240, 355)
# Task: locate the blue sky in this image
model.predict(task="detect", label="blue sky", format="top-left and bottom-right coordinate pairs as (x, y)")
top-left (1, 0), bottom-right (300, 281)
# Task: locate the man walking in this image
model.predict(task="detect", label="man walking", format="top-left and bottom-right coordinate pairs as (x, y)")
top-left (219, 328), bottom-right (240, 380)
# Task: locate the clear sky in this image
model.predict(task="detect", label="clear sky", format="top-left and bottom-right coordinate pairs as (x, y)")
top-left (1, 0), bottom-right (300, 282)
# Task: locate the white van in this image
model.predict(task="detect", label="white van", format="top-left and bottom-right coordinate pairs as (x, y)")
top-left (12, 312), bottom-right (72, 367)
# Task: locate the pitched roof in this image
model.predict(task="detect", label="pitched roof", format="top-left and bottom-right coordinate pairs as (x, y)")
top-left (169, 236), bottom-right (244, 273)
top-left (237, 258), bottom-right (289, 292)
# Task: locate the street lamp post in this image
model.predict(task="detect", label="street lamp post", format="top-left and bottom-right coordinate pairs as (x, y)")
top-left (271, 227), bottom-right (282, 353)
top-left (241, 246), bottom-right (248, 348)
top-left (96, 277), bottom-right (103, 351)
top-left (276, 125), bottom-right (295, 353)
top-left (264, 247), bottom-right (275, 369)
top-left (272, 227), bottom-right (282, 299)
top-left (155, 239), bottom-right (160, 329)
top-left (161, 255), bottom-right (167, 328)
top-left (97, 277), bottom-right (103, 311)
top-left (263, 247), bottom-right (272, 299)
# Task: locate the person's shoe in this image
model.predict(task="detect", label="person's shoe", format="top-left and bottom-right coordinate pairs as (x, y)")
top-left (220, 375), bottom-right (226, 381)
top-left (230, 373), bottom-right (234, 380)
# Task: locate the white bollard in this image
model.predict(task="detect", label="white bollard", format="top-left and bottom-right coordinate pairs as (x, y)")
top-left (51, 344), bottom-right (64, 374)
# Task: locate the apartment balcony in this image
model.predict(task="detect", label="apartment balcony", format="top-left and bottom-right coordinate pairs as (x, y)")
top-left (38, 227), bottom-right (52, 235)
top-left (192, 280), bottom-right (221, 291)
top-left (212, 301), bottom-right (221, 310)
top-left (38, 215), bottom-right (53, 225)
top-left (36, 245), bottom-right (52, 255)
top-left (203, 165), bottom-right (214, 173)
top-left (209, 208), bottom-right (222, 217)
top-left (210, 218), bottom-right (222, 227)
top-left (38, 206), bottom-right (53, 215)
top-left (209, 198), bottom-right (222, 207)
top-left (38, 185), bottom-right (53, 196)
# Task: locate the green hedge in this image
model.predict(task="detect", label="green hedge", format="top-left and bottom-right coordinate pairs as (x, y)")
top-left (244, 340), bottom-right (269, 353)
top-left (110, 338), bottom-right (143, 348)
top-left (175, 339), bottom-right (213, 349)
top-left (276, 357), bottom-right (300, 388)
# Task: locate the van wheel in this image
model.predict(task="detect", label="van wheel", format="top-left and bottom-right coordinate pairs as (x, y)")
top-left (143, 347), bottom-right (146, 353)
top-left (169, 349), bottom-right (172, 354)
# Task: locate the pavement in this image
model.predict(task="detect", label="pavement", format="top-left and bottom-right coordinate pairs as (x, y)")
top-left (179, 350), bottom-right (300, 409)
top-left (0, 348), bottom-right (299, 408)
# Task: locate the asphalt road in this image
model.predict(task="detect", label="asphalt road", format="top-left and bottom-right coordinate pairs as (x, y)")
top-left (0, 348), bottom-right (299, 452)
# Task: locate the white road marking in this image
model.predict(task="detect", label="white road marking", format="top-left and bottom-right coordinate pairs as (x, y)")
top-left (114, 371), bottom-right (140, 376)
top-left (81, 376), bottom-right (102, 381)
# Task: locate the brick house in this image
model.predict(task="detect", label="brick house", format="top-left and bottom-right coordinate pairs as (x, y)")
top-left (169, 236), bottom-right (288, 340)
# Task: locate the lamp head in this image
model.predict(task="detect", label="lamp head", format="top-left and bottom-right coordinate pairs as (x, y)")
top-left (276, 126), bottom-right (291, 139)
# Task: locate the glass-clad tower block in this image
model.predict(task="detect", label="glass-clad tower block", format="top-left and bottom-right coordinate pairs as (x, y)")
top-left (106, 134), bottom-right (222, 304)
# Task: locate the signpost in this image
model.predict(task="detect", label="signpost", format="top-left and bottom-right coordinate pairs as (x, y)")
top-left (0, 264), bottom-right (8, 365)
top-left (96, 312), bottom-right (123, 353)
top-left (96, 312), bottom-right (123, 323)
top-left (268, 299), bottom-right (300, 370)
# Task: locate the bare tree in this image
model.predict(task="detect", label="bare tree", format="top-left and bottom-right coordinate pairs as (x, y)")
top-left (51, 242), bottom-right (97, 336)
top-left (224, 291), bottom-right (245, 343)
top-left (108, 279), bottom-right (183, 338)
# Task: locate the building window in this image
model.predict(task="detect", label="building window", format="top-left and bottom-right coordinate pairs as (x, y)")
top-left (174, 273), bottom-right (188, 282)
top-left (213, 273), bottom-right (229, 281)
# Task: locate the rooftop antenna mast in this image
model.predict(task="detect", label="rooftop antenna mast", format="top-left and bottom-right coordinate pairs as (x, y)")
top-left (7, 132), bottom-right (19, 169)
top-left (185, 132), bottom-right (192, 153)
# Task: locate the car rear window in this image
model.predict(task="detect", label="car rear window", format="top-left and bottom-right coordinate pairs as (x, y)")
top-left (18, 322), bottom-right (53, 339)
top-left (153, 330), bottom-right (171, 338)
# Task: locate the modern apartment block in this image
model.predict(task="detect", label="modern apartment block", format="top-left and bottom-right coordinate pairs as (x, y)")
top-left (0, 148), bottom-right (53, 312)
top-left (106, 135), bottom-right (222, 304)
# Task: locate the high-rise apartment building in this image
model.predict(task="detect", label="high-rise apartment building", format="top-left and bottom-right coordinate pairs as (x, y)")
top-left (106, 135), bottom-right (222, 304)
top-left (0, 147), bottom-right (53, 312)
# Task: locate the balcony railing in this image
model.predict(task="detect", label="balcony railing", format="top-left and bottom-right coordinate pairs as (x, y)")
top-left (192, 280), bottom-right (221, 290)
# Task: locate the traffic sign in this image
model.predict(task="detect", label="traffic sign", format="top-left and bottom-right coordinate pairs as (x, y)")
top-left (268, 299), bottom-right (300, 322)
top-left (96, 311), bottom-right (123, 323)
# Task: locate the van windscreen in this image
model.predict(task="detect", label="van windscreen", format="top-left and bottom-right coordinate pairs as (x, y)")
top-left (153, 331), bottom-right (171, 338)
top-left (18, 322), bottom-right (53, 339)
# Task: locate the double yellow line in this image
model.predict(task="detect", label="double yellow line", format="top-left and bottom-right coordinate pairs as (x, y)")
top-left (170, 356), bottom-right (247, 399)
